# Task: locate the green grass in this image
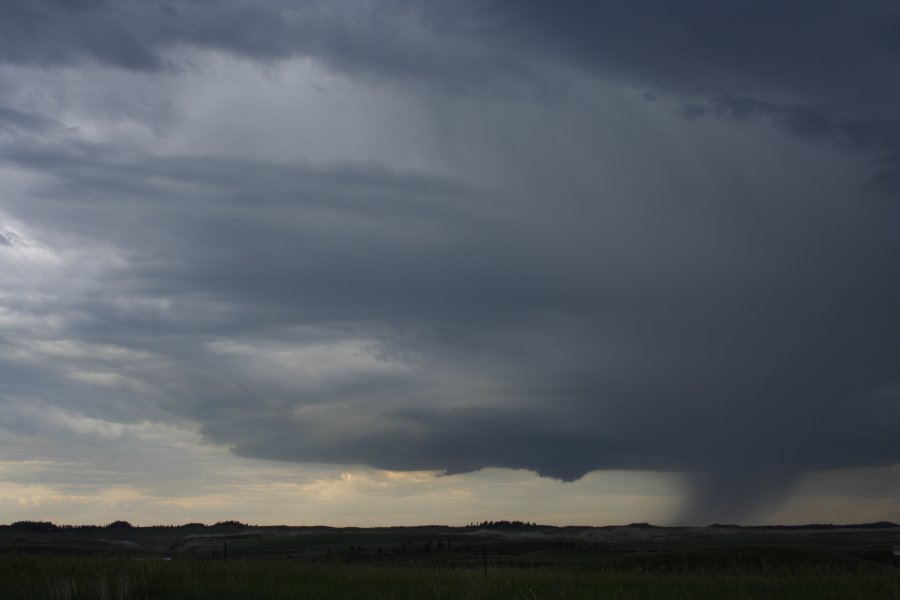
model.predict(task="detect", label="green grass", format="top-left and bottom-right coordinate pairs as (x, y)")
top-left (1, 555), bottom-right (897, 600)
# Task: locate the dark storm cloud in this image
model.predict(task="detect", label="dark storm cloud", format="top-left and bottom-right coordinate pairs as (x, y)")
top-left (477, 0), bottom-right (900, 198)
top-left (1, 140), bottom-right (473, 217)
top-left (0, 0), bottom-right (519, 88)
top-left (4, 121), bottom-right (898, 523)
top-left (682, 98), bottom-right (900, 152)
top-left (1, 1), bottom-right (896, 101)
top-left (1, 1), bottom-right (899, 524)
top-left (472, 1), bottom-right (900, 117)
top-left (3, 1), bottom-right (896, 106)
top-left (0, 106), bottom-right (61, 135)
top-left (681, 97), bottom-right (900, 195)
top-left (4, 0), bottom-right (900, 188)
top-left (0, 0), bottom-right (160, 70)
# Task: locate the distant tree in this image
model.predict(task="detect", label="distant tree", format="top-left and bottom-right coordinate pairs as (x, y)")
top-left (9, 520), bottom-right (59, 532)
top-left (474, 519), bottom-right (539, 530)
top-left (212, 520), bottom-right (247, 528)
top-left (105, 520), bottom-right (133, 530)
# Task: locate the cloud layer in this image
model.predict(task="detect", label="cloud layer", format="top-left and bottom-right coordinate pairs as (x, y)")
top-left (0, 1), bottom-right (898, 524)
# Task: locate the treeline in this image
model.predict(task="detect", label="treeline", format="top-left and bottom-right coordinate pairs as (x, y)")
top-left (2, 520), bottom-right (249, 532)
top-left (466, 520), bottom-right (542, 529)
top-left (4, 519), bottom-right (553, 532)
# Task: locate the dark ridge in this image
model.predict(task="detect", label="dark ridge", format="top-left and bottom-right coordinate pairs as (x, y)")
top-left (625, 522), bottom-right (662, 529)
top-left (708, 521), bottom-right (899, 530)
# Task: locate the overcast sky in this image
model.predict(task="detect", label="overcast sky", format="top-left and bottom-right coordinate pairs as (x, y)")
top-left (0, 0), bottom-right (898, 526)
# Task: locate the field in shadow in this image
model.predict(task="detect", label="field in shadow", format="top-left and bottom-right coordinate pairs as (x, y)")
top-left (1, 521), bottom-right (897, 599)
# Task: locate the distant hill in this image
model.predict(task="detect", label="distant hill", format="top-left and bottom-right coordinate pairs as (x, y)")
top-left (707, 521), bottom-right (899, 530)
top-left (2, 520), bottom-right (897, 531)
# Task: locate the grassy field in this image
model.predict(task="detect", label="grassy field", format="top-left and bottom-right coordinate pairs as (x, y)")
top-left (1, 554), bottom-right (898, 600)
top-left (2, 523), bottom-right (897, 598)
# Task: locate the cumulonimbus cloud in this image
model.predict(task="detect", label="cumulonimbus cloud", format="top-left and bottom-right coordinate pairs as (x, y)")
top-left (0, 0), bottom-right (898, 524)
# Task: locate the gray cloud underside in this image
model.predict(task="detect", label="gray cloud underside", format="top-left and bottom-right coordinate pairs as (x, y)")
top-left (1, 1), bottom-right (899, 523)
top-left (3, 0), bottom-right (900, 191)
top-left (2, 1), bottom-right (896, 104)
top-left (3, 134), bottom-right (898, 476)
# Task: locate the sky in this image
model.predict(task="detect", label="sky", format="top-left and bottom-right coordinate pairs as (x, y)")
top-left (0, 0), bottom-right (898, 527)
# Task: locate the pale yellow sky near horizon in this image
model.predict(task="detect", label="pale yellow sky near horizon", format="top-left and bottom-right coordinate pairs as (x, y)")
top-left (1, 422), bottom-right (896, 527)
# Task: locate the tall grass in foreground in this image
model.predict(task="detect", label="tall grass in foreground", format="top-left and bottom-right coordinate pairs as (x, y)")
top-left (1, 555), bottom-right (897, 599)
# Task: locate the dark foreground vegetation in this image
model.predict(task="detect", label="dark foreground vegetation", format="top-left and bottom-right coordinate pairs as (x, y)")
top-left (1, 521), bottom-right (897, 599)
